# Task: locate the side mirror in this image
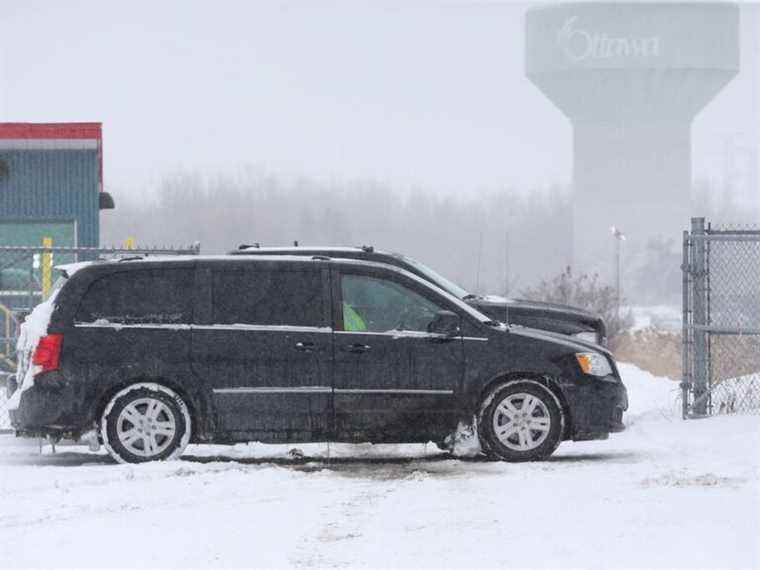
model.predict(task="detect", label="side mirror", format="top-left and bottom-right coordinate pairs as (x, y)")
top-left (99, 191), bottom-right (115, 210)
top-left (428, 310), bottom-right (460, 337)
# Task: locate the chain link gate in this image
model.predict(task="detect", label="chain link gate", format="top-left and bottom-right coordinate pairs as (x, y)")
top-left (0, 243), bottom-right (200, 431)
top-left (682, 218), bottom-right (760, 418)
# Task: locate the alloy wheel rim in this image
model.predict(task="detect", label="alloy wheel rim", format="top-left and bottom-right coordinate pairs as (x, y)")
top-left (492, 392), bottom-right (551, 452)
top-left (116, 397), bottom-right (177, 457)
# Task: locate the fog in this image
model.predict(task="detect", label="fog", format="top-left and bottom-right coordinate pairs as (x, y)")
top-left (3, 1), bottom-right (759, 303)
top-left (102, 171), bottom-right (571, 295)
top-left (1, 2), bottom-right (757, 197)
top-left (99, 170), bottom-right (748, 304)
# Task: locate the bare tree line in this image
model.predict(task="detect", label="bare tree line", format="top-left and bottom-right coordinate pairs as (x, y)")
top-left (101, 170), bottom-right (754, 305)
top-left (102, 171), bottom-right (573, 296)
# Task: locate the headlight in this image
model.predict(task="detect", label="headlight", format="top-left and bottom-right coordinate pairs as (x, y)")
top-left (575, 352), bottom-right (613, 377)
top-left (574, 331), bottom-right (599, 344)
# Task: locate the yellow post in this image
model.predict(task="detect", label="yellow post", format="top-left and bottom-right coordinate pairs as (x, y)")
top-left (41, 237), bottom-right (53, 300)
top-left (125, 237), bottom-right (135, 250)
top-left (0, 302), bottom-right (12, 358)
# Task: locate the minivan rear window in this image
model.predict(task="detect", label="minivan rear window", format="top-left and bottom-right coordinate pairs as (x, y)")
top-left (212, 268), bottom-right (323, 327)
top-left (76, 268), bottom-right (193, 325)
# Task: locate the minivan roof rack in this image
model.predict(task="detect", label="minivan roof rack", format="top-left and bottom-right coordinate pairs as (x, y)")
top-left (311, 255), bottom-right (331, 261)
top-left (238, 243), bottom-right (260, 250)
top-left (360, 245), bottom-right (374, 253)
top-left (117, 255), bottom-right (145, 262)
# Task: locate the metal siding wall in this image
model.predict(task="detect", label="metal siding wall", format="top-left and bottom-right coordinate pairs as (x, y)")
top-left (0, 149), bottom-right (99, 247)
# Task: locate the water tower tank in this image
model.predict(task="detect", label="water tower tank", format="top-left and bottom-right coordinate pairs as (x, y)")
top-left (526, 2), bottom-right (739, 274)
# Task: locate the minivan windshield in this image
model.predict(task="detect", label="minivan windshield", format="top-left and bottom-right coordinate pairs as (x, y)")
top-left (396, 255), bottom-right (470, 299)
top-left (399, 270), bottom-right (499, 327)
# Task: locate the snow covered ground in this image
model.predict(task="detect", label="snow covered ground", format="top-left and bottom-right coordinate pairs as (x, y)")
top-left (628, 305), bottom-right (682, 332)
top-left (1, 364), bottom-right (758, 570)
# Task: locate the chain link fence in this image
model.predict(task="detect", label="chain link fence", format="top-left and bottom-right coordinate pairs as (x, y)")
top-left (682, 218), bottom-right (760, 417)
top-left (0, 243), bottom-right (200, 431)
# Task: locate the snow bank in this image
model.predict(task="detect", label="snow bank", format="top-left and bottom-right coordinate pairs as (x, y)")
top-left (710, 373), bottom-right (760, 414)
top-left (618, 361), bottom-right (682, 422)
top-left (629, 304), bottom-right (682, 332)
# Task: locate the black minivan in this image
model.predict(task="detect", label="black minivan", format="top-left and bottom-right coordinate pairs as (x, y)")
top-left (8, 255), bottom-right (627, 464)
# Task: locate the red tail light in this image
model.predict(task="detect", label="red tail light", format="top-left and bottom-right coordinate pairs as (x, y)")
top-left (32, 334), bottom-right (63, 373)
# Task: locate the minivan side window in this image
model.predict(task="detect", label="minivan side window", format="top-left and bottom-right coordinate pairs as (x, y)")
top-left (76, 268), bottom-right (193, 325)
top-left (212, 268), bottom-right (324, 327)
top-left (340, 274), bottom-right (445, 333)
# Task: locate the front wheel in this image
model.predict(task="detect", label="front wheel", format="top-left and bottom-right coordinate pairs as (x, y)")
top-left (101, 383), bottom-right (192, 464)
top-left (477, 380), bottom-right (564, 462)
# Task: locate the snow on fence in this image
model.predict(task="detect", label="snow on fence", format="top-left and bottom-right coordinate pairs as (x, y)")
top-left (682, 218), bottom-right (760, 417)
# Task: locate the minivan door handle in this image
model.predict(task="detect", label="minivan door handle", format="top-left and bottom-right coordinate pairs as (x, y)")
top-left (344, 343), bottom-right (371, 354)
top-left (294, 341), bottom-right (316, 352)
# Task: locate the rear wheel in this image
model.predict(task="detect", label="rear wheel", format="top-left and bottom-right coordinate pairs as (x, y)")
top-left (477, 380), bottom-right (564, 462)
top-left (101, 383), bottom-right (191, 464)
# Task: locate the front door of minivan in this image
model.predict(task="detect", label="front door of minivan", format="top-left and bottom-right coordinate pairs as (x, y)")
top-left (191, 261), bottom-right (332, 442)
top-left (331, 268), bottom-right (464, 442)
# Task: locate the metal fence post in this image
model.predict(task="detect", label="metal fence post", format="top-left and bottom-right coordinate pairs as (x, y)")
top-left (682, 229), bottom-right (691, 419)
top-left (691, 217), bottom-right (709, 416)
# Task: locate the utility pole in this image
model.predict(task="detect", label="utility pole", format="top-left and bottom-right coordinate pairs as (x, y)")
top-left (504, 228), bottom-right (510, 298)
top-left (504, 227), bottom-right (510, 325)
top-left (475, 231), bottom-right (484, 294)
top-left (610, 226), bottom-right (626, 323)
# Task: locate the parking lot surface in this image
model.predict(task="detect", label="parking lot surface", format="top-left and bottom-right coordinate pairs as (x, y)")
top-left (1, 363), bottom-right (758, 569)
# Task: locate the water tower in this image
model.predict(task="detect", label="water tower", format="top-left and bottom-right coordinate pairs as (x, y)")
top-left (526, 3), bottom-right (739, 274)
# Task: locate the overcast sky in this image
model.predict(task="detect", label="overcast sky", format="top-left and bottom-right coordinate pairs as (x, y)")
top-left (0, 1), bottom-right (758, 199)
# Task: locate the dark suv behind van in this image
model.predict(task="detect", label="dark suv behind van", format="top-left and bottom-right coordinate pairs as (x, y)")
top-left (9, 255), bottom-right (626, 464)
top-left (231, 246), bottom-right (607, 345)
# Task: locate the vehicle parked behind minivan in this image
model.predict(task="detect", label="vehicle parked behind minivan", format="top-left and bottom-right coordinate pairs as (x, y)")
top-left (8, 255), bottom-right (626, 464)
top-left (231, 245), bottom-right (607, 345)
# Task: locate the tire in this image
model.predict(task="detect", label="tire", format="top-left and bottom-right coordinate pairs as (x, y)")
top-left (477, 379), bottom-right (564, 462)
top-left (101, 383), bottom-right (192, 464)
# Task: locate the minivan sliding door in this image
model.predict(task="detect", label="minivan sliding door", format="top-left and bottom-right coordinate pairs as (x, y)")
top-left (190, 262), bottom-right (332, 442)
